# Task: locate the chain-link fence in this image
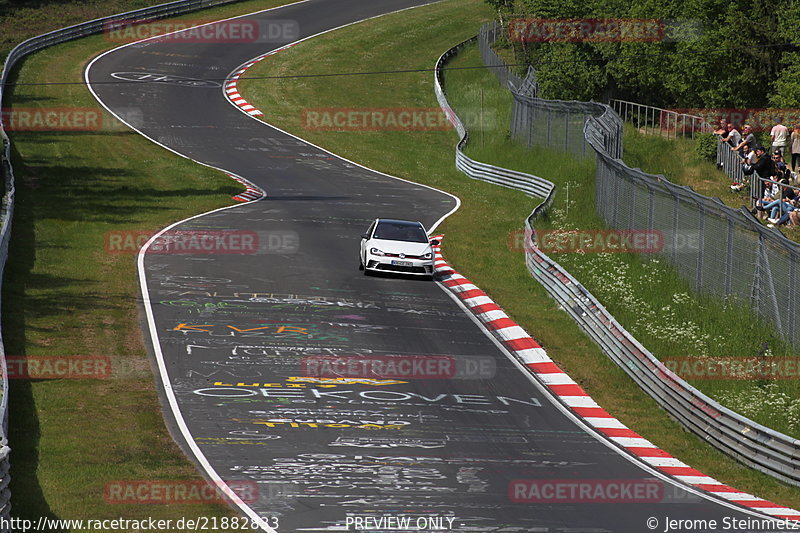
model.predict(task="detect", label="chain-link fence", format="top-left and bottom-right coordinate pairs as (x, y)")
top-left (480, 21), bottom-right (621, 159)
top-left (511, 92), bottom-right (622, 160)
top-left (478, 21), bottom-right (537, 97)
top-left (588, 116), bottom-right (800, 345)
top-left (478, 22), bottom-right (800, 349)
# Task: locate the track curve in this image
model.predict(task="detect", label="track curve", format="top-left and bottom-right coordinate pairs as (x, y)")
top-left (85, 1), bottom-right (792, 531)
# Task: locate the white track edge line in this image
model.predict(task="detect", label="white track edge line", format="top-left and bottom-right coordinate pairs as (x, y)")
top-left (84, 1), bottom-right (455, 530)
top-left (434, 262), bottom-right (792, 522)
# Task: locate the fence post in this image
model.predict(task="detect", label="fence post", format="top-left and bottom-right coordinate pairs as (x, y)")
top-left (527, 98), bottom-right (534, 148)
top-left (611, 162), bottom-right (621, 228)
top-left (696, 203), bottom-right (705, 290)
top-left (758, 237), bottom-right (784, 332)
top-left (672, 195), bottom-right (680, 265)
top-left (637, 103), bottom-right (641, 131)
top-left (629, 172), bottom-right (637, 229)
top-left (582, 114), bottom-right (588, 158)
top-left (725, 218), bottom-right (734, 297)
top-left (751, 236), bottom-right (762, 310)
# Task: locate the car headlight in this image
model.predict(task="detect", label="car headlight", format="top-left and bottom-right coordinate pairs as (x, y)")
top-left (422, 252), bottom-right (433, 259)
top-left (370, 247), bottom-right (385, 256)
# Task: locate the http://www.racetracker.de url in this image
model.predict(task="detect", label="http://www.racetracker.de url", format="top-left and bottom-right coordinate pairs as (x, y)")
top-left (0, 515), bottom-right (277, 532)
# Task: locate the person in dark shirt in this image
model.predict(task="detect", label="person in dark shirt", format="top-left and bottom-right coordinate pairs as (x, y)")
top-left (752, 146), bottom-right (775, 181)
top-left (772, 150), bottom-right (789, 180)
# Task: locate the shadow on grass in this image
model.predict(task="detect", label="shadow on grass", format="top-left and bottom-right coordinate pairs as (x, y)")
top-left (4, 138), bottom-right (63, 529)
top-left (7, 140), bottom-right (238, 224)
top-left (2, 128), bottom-right (237, 524)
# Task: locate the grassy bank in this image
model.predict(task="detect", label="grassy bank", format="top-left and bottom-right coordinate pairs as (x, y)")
top-left (1, 0), bottom-right (171, 60)
top-left (4, 0), bottom-right (296, 524)
top-left (238, 0), bottom-right (800, 509)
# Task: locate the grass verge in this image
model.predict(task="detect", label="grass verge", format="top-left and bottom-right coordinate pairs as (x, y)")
top-left (238, 0), bottom-right (800, 509)
top-left (4, 0), bottom-right (297, 523)
top-left (1, 0), bottom-right (180, 61)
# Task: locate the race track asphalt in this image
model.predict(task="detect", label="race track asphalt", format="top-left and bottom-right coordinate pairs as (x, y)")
top-left (86, 1), bottom-right (774, 531)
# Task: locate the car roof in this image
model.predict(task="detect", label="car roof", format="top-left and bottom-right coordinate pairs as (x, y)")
top-left (376, 218), bottom-right (423, 227)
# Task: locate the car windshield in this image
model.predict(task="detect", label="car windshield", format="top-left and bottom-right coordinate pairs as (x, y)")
top-left (373, 221), bottom-right (429, 243)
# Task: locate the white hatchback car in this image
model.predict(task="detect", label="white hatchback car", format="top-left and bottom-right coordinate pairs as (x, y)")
top-left (359, 219), bottom-right (438, 277)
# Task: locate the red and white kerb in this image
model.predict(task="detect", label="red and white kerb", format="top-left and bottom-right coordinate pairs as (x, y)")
top-left (430, 234), bottom-right (800, 521)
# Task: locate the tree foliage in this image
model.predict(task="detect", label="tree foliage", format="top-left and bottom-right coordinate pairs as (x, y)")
top-left (491, 0), bottom-right (800, 108)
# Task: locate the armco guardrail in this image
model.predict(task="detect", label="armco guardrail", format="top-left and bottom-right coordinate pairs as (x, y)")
top-left (434, 37), bottom-right (555, 207)
top-left (435, 30), bottom-right (800, 487)
top-left (0, 0), bottom-right (246, 521)
top-left (0, 128), bottom-right (11, 524)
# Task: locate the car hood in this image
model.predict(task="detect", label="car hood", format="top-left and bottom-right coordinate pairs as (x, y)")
top-left (368, 239), bottom-right (433, 256)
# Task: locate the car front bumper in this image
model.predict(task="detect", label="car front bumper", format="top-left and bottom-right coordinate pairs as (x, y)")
top-left (365, 256), bottom-right (434, 275)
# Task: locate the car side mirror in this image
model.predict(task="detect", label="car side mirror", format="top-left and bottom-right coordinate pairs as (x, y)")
top-left (430, 239), bottom-right (440, 246)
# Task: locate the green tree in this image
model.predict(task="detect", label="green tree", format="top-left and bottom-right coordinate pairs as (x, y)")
top-left (486, 0), bottom-right (797, 110)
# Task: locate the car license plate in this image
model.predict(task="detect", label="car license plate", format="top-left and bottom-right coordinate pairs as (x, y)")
top-left (391, 260), bottom-right (413, 267)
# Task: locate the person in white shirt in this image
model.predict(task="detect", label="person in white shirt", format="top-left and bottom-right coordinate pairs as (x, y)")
top-left (720, 123), bottom-right (741, 147)
top-left (771, 121), bottom-right (790, 158)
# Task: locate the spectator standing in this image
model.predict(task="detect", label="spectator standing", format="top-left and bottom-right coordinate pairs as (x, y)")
top-left (791, 124), bottom-right (800, 172)
top-left (770, 120), bottom-right (790, 158)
